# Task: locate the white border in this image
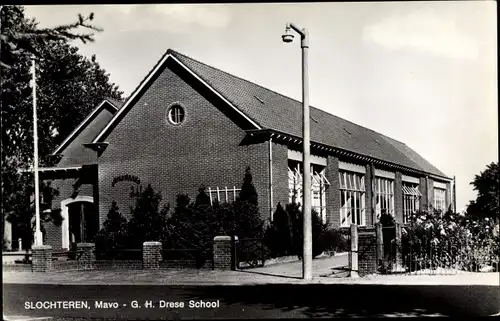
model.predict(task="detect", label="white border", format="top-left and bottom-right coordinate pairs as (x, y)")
top-left (287, 149), bottom-right (327, 166)
top-left (433, 181), bottom-right (447, 190)
top-left (374, 168), bottom-right (395, 179)
top-left (339, 161), bottom-right (366, 174)
top-left (402, 174), bottom-right (420, 184)
top-left (60, 196), bottom-right (94, 250)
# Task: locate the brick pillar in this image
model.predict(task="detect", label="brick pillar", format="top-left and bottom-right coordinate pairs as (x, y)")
top-left (375, 223), bottom-right (384, 272)
top-left (365, 164), bottom-right (373, 226)
top-left (370, 163), bottom-right (377, 225)
top-left (77, 243), bottom-right (96, 270)
top-left (349, 224), bottom-right (359, 278)
top-left (32, 245), bottom-right (52, 272)
top-left (394, 172), bottom-right (403, 224)
top-left (143, 241), bottom-right (162, 269)
top-left (325, 156), bottom-right (340, 226)
top-left (213, 236), bottom-right (237, 270)
top-left (358, 228), bottom-right (377, 276)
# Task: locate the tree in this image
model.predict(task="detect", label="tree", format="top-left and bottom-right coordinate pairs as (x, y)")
top-left (126, 184), bottom-right (169, 249)
top-left (264, 202), bottom-right (294, 257)
top-left (1, 5), bottom-right (101, 69)
top-left (1, 5), bottom-right (123, 247)
top-left (291, 206), bottom-right (328, 259)
top-left (467, 162), bottom-right (499, 222)
top-left (95, 202), bottom-right (128, 259)
top-left (239, 167), bottom-right (258, 206)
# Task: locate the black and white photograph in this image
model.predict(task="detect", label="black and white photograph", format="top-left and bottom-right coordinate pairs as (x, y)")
top-left (2, 1), bottom-right (498, 319)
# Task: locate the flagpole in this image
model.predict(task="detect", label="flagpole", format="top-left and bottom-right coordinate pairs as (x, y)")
top-left (32, 56), bottom-right (43, 246)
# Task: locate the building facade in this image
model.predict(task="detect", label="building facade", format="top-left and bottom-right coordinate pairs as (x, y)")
top-left (20, 49), bottom-right (453, 251)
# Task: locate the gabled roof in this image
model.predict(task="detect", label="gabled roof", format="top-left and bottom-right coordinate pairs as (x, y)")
top-left (52, 98), bottom-right (121, 155)
top-left (93, 49), bottom-right (450, 180)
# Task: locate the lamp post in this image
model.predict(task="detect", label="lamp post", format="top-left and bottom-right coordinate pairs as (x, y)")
top-left (282, 22), bottom-right (312, 280)
top-left (31, 56), bottom-right (43, 246)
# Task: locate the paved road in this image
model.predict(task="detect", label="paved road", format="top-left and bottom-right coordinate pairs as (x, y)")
top-left (3, 283), bottom-right (499, 319)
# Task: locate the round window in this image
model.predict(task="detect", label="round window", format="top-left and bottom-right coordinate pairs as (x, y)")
top-left (167, 105), bottom-right (185, 125)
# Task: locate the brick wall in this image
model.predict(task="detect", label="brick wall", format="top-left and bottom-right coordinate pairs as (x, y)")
top-left (394, 172), bottom-right (403, 223)
top-left (365, 164), bottom-right (374, 226)
top-left (97, 61), bottom-right (270, 225)
top-left (326, 156), bottom-right (340, 226)
top-left (271, 141), bottom-right (289, 221)
top-left (427, 177), bottom-right (434, 209)
top-left (419, 177), bottom-right (427, 210)
top-left (357, 228), bottom-right (378, 276)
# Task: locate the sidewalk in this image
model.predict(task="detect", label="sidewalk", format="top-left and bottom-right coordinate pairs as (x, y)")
top-left (3, 269), bottom-right (498, 286)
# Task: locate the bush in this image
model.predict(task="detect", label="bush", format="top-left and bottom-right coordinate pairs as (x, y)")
top-left (402, 208), bottom-right (500, 272)
top-left (95, 202), bottom-right (129, 259)
top-left (126, 184), bottom-right (169, 249)
top-left (290, 205), bottom-right (329, 259)
top-left (318, 227), bottom-right (351, 254)
top-left (264, 203), bottom-right (294, 258)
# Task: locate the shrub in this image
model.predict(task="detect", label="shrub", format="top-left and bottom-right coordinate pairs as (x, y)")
top-left (264, 203), bottom-right (294, 258)
top-left (291, 205), bottom-right (329, 259)
top-left (402, 208), bottom-right (500, 272)
top-left (95, 201), bottom-right (129, 259)
top-left (126, 184), bottom-right (169, 249)
top-left (318, 227), bottom-right (351, 254)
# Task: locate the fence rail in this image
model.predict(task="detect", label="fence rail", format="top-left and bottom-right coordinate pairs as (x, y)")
top-left (236, 237), bottom-right (267, 269)
top-left (377, 224), bottom-right (499, 275)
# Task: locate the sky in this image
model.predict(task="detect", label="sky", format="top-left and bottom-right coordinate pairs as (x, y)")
top-left (25, 2), bottom-right (497, 212)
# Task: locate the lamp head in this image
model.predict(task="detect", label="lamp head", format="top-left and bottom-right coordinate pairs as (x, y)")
top-left (282, 27), bottom-right (294, 43)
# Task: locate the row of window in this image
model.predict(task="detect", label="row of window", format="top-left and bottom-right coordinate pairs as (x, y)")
top-left (288, 165), bottom-right (448, 227)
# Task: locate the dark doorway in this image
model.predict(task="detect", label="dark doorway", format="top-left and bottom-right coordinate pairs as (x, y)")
top-left (68, 202), bottom-right (98, 243)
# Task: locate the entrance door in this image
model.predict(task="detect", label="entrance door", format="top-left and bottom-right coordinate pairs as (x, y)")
top-left (68, 202), bottom-right (98, 243)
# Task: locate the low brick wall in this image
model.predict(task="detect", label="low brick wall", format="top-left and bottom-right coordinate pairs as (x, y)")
top-left (358, 228), bottom-right (378, 276)
top-left (52, 260), bottom-right (81, 271)
top-left (2, 263), bottom-right (32, 272)
top-left (160, 259), bottom-right (213, 269)
top-left (95, 260), bottom-right (143, 270)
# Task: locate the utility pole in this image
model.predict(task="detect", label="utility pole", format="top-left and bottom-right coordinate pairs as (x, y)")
top-left (282, 23), bottom-right (312, 280)
top-left (32, 57), bottom-right (43, 246)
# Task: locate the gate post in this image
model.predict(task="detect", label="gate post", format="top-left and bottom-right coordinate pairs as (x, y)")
top-left (214, 236), bottom-right (237, 270)
top-left (375, 223), bottom-right (384, 272)
top-left (394, 222), bottom-right (404, 272)
top-left (349, 224), bottom-right (359, 278)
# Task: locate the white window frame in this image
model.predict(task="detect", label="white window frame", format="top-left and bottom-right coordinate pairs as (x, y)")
top-left (339, 170), bottom-right (366, 227)
top-left (434, 187), bottom-right (446, 212)
top-left (288, 164), bottom-right (330, 223)
top-left (402, 182), bottom-right (421, 223)
top-left (167, 105), bottom-right (185, 124)
top-left (375, 176), bottom-right (394, 219)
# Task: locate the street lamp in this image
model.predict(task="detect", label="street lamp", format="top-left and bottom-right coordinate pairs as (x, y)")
top-left (282, 22), bottom-right (312, 280)
top-left (31, 56), bottom-right (43, 246)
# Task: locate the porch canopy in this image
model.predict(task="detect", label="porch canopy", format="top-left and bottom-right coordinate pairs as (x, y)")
top-left (18, 164), bottom-right (98, 183)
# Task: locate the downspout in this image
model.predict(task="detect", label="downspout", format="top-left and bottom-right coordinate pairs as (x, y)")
top-left (268, 137), bottom-right (274, 222)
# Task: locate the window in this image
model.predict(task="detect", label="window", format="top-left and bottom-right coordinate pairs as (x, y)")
top-left (167, 105), bottom-right (185, 124)
top-left (375, 177), bottom-right (394, 219)
top-left (288, 162), bottom-right (330, 223)
top-left (402, 182), bottom-right (421, 223)
top-left (434, 188), bottom-right (446, 212)
top-left (339, 171), bottom-right (366, 227)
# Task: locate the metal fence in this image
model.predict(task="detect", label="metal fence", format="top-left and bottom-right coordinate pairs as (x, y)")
top-left (235, 237), bottom-right (268, 269)
top-left (379, 225), bottom-right (499, 275)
